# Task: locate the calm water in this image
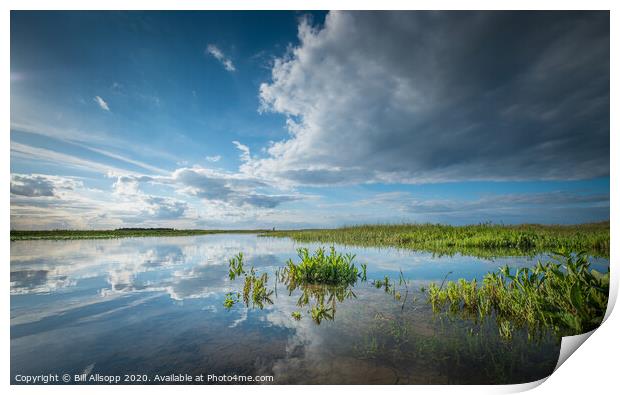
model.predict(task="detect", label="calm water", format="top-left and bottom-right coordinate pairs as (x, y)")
top-left (10, 235), bottom-right (609, 384)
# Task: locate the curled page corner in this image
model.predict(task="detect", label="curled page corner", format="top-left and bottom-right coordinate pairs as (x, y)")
top-left (553, 329), bottom-right (596, 372)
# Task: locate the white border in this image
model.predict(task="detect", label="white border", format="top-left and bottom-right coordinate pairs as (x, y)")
top-left (2, 1), bottom-right (617, 394)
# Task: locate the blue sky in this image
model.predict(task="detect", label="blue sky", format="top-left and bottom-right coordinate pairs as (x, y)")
top-left (10, 11), bottom-right (609, 229)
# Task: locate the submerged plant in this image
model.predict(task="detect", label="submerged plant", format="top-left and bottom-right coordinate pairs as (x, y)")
top-left (291, 311), bottom-right (302, 321)
top-left (224, 252), bottom-right (274, 310)
top-left (311, 304), bottom-right (334, 324)
top-left (425, 251), bottom-right (609, 339)
top-left (223, 292), bottom-right (240, 309)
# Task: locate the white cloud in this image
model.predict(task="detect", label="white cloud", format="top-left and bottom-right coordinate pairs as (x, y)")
top-left (206, 44), bottom-right (236, 72)
top-left (248, 11), bottom-right (609, 186)
top-left (93, 96), bottom-right (110, 111)
top-left (11, 141), bottom-right (131, 176)
top-left (205, 155), bottom-right (221, 163)
top-left (232, 141), bottom-right (251, 163)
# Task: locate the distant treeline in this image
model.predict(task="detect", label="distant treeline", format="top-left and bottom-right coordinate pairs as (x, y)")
top-left (115, 227), bottom-right (175, 231)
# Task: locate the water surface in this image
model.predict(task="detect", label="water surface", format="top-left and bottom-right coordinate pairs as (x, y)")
top-left (11, 234), bottom-right (607, 384)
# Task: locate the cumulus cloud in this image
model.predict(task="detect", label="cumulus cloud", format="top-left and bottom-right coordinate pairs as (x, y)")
top-left (143, 196), bottom-right (188, 219)
top-left (206, 44), bottom-right (236, 72)
top-left (11, 174), bottom-right (81, 197)
top-left (93, 95), bottom-right (110, 111)
top-left (167, 167), bottom-right (298, 208)
top-left (250, 11), bottom-right (609, 186)
top-left (112, 165), bottom-right (299, 210)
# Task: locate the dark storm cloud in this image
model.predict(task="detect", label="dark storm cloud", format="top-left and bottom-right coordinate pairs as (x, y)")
top-left (255, 11), bottom-right (610, 185)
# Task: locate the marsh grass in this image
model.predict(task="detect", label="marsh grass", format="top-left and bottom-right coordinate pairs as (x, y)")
top-left (262, 222), bottom-right (610, 258)
top-left (426, 251), bottom-right (609, 338)
top-left (11, 228), bottom-right (272, 241)
top-left (281, 247), bottom-right (363, 286)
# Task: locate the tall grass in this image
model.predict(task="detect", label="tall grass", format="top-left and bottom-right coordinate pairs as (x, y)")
top-left (426, 251), bottom-right (609, 338)
top-left (262, 222), bottom-right (609, 258)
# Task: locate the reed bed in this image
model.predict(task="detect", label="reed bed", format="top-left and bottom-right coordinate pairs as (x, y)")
top-left (263, 222), bottom-right (609, 257)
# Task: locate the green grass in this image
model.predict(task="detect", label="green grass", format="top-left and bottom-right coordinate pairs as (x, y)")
top-left (262, 222), bottom-right (610, 258)
top-left (281, 246), bottom-right (363, 286)
top-left (11, 228), bottom-right (272, 241)
top-left (426, 251), bottom-right (609, 339)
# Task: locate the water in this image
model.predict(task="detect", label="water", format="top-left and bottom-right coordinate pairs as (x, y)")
top-left (10, 235), bottom-right (609, 384)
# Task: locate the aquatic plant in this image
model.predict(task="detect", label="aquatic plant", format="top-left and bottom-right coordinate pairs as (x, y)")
top-left (354, 311), bottom-right (558, 384)
top-left (228, 252), bottom-right (244, 280)
top-left (262, 222), bottom-right (610, 258)
top-left (311, 304), bottom-right (334, 324)
top-left (281, 247), bottom-right (364, 285)
top-left (223, 292), bottom-right (240, 309)
top-left (291, 311), bottom-right (302, 321)
top-left (250, 272), bottom-right (274, 309)
top-left (224, 252), bottom-right (274, 310)
top-left (426, 251), bottom-right (609, 338)
top-left (360, 263), bottom-right (368, 282)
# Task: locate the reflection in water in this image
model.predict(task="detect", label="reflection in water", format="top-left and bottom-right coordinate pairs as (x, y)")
top-left (11, 235), bottom-right (605, 384)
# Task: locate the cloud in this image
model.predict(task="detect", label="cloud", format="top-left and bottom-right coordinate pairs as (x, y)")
top-left (93, 96), bottom-right (110, 111)
top-left (206, 44), bottom-right (236, 72)
top-left (249, 11), bottom-right (609, 186)
top-left (143, 196), bottom-right (188, 219)
top-left (349, 190), bottom-right (610, 222)
top-left (11, 173), bottom-right (83, 198)
top-left (111, 165), bottom-right (299, 210)
top-left (11, 175), bottom-right (55, 197)
top-left (11, 141), bottom-right (136, 176)
top-left (168, 167), bottom-right (298, 208)
top-left (205, 155), bottom-right (221, 163)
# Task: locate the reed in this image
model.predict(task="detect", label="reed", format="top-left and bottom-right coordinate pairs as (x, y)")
top-left (262, 222), bottom-right (609, 258)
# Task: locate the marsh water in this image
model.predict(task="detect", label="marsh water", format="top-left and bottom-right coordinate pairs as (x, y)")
top-left (10, 234), bottom-right (609, 384)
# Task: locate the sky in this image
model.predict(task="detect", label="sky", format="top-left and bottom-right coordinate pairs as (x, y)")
top-left (10, 11), bottom-right (610, 230)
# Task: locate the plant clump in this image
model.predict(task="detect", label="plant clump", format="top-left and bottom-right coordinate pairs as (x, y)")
top-left (281, 247), bottom-right (364, 286)
top-left (426, 251), bottom-right (609, 339)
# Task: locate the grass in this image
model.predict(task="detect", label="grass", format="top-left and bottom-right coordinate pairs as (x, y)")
top-left (11, 228), bottom-right (272, 241)
top-left (262, 222), bottom-right (610, 257)
top-left (281, 246), bottom-right (363, 286)
top-left (426, 251), bottom-right (609, 339)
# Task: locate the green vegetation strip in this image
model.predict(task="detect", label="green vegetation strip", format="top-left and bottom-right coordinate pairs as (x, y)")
top-left (10, 228), bottom-right (272, 241)
top-left (262, 222), bottom-right (610, 257)
top-left (426, 251), bottom-right (609, 339)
